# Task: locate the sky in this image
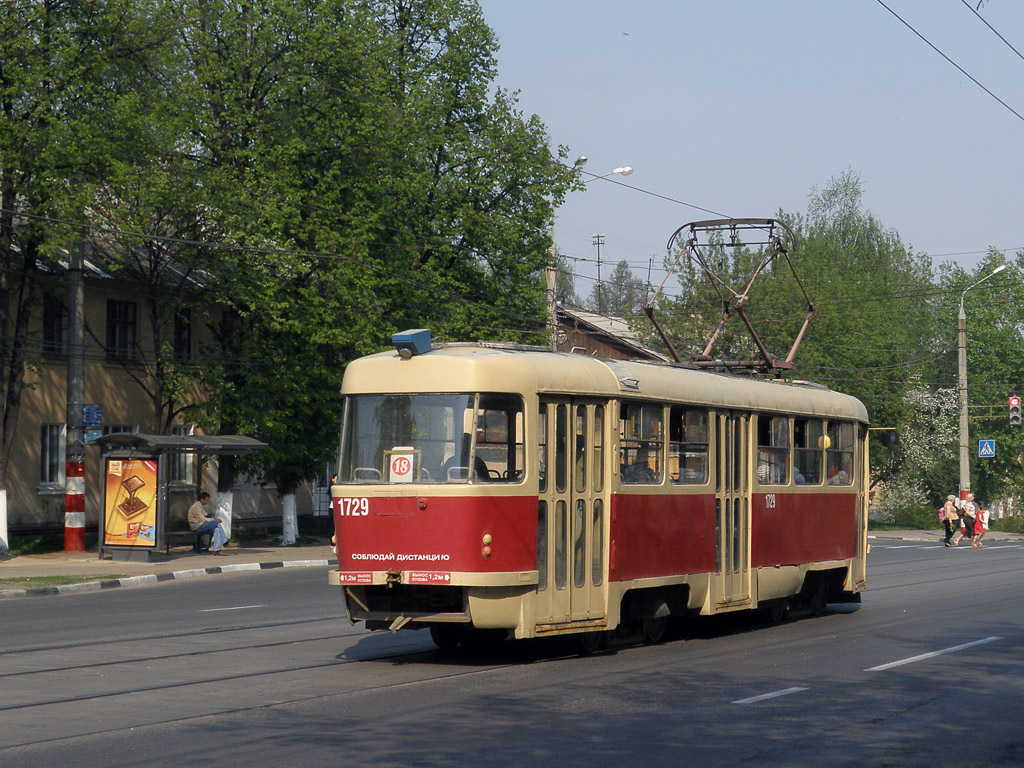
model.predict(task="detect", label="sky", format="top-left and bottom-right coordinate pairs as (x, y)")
top-left (476, 0), bottom-right (1024, 304)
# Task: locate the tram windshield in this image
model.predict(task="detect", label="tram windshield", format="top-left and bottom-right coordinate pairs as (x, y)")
top-left (339, 393), bottom-right (524, 484)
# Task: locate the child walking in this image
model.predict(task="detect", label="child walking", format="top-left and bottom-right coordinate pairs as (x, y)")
top-left (971, 505), bottom-right (989, 547)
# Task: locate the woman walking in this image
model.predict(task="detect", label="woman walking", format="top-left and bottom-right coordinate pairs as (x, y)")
top-left (954, 493), bottom-right (978, 546)
top-left (943, 495), bottom-right (960, 546)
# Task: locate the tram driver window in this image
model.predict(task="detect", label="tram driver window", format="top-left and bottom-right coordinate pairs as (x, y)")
top-left (669, 406), bottom-right (709, 484)
top-left (338, 393), bottom-right (523, 485)
top-left (619, 402), bottom-right (663, 485)
top-left (756, 415), bottom-right (789, 485)
top-left (793, 418), bottom-right (823, 485)
top-left (473, 394), bottom-right (525, 482)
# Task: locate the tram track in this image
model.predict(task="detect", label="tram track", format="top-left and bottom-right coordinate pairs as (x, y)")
top-left (0, 629), bottom-right (359, 680)
top-left (0, 630), bottom-right (536, 753)
top-left (0, 614), bottom-right (345, 657)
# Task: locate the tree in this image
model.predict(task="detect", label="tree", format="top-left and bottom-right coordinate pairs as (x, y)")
top-left (588, 259), bottom-right (646, 317)
top-left (0, 0), bottom-right (171, 550)
top-left (938, 255), bottom-right (1024, 505)
top-left (172, 0), bottom-right (573, 532)
top-left (646, 171), bottom-right (942, 492)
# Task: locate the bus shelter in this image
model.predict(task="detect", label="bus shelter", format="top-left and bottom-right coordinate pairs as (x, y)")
top-left (94, 433), bottom-right (267, 562)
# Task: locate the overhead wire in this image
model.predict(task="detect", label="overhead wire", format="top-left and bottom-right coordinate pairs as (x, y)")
top-left (874, 0), bottom-right (1024, 124)
top-left (959, 0), bottom-right (1024, 64)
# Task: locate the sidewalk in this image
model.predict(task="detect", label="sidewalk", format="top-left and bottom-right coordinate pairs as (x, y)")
top-left (0, 540), bottom-right (338, 599)
top-left (868, 528), bottom-right (1024, 544)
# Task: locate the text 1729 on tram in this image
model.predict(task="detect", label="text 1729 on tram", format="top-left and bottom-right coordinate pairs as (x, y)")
top-left (328, 329), bottom-right (869, 650)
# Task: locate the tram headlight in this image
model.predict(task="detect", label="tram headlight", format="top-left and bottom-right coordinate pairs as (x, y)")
top-left (482, 533), bottom-right (492, 559)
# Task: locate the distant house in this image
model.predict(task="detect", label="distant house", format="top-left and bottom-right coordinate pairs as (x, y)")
top-left (11, 245), bottom-right (315, 533)
top-left (556, 305), bottom-right (669, 362)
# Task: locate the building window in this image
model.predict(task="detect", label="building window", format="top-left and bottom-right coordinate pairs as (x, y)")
top-left (174, 309), bottom-right (192, 362)
top-left (43, 295), bottom-right (67, 356)
top-left (106, 300), bottom-right (137, 361)
top-left (102, 424), bottom-right (137, 436)
top-left (40, 423), bottom-right (66, 486)
top-left (169, 424), bottom-right (194, 484)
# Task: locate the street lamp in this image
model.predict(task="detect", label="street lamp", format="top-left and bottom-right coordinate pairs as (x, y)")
top-left (958, 263), bottom-right (1007, 499)
top-left (573, 155), bottom-right (633, 183)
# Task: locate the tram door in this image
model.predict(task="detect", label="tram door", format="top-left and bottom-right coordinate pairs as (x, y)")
top-left (536, 399), bottom-right (607, 625)
top-left (714, 411), bottom-right (751, 608)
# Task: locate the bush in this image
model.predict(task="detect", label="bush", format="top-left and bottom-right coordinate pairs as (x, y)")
top-left (9, 531), bottom-right (99, 555)
top-left (888, 504), bottom-right (939, 530)
top-left (990, 515), bottom-right (1024, 534)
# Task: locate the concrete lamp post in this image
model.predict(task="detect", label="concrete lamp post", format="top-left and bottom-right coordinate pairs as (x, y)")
top-left (958, 263), bottom-right (1007, 499)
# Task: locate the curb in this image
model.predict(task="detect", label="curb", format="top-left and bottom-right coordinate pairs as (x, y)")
top-left (0, 558), bottom-right (338, 600)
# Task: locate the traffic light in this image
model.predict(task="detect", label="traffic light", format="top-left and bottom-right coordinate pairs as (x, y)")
top-left (1010, 396), bottom-right (1021, 426)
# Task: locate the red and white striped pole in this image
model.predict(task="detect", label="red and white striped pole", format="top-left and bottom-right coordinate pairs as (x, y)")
top-left (65, 243), bottom-right (86, 553)
top-left (64, 458), bottom-right (86, 551)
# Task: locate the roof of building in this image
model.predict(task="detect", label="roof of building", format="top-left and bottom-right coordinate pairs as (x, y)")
top-left (557, 305), bottom-right (670, 362)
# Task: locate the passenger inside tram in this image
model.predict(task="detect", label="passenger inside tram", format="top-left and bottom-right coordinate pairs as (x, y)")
top-left (441, 434), bottom-right (491, 481)
top-left (622, 447), bottom-right (656, 484)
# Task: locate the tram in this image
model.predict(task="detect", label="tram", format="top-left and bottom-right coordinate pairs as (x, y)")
top-left (328, 329), bottom-right (869, 650)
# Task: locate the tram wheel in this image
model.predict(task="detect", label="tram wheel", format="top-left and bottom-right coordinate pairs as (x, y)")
top-left (807, 578), bottom-right (827, 617)
top-left (576, 630), bottom-right (607, 655)
top-left (642, 617), bottom-right (667, 644)
top-left (429, 624), bottom-right (467, 651)
top-left (767, 601), bottom-right (789, 624)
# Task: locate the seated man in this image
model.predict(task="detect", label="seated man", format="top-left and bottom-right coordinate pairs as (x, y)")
top-left (187, 491), bottom-right (228, 555)
top-left (623, 447), bottom-right (655, 484)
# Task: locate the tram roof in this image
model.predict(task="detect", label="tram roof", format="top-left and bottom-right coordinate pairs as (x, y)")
top-left (342, 344), bottom-right (869, 423)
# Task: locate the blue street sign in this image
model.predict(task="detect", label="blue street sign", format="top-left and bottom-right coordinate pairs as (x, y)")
top-left (979, 439), bottom-right (995, 458)
top-left (82, 403), bottom-right (102, 427)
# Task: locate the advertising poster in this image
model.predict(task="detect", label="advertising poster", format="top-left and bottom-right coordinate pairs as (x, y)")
top-left (103, 458), bottom-right (159, 547)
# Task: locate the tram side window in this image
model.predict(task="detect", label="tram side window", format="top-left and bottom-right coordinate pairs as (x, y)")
top-left (619, 402), bottom-right (663, 485)
top-left (793, 418), bottom-right (823, 485)
top-left (756, 415), bottom-right (789, 485)
top-left (574, 407), bottom-right (587, 493)
top-left (669, 406), bottom-right (709, 484)
top-left (827, 421), bottom-right (855, 485)
top-left (538, 404), bottom-right (548, 493)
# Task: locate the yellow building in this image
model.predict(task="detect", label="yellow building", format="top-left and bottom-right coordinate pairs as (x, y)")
top-left (12, 256), bottom-right (317, 534)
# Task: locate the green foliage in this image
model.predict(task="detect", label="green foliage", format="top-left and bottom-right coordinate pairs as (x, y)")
top-left (887, 503), bottom-right (942, 530)
top-left (589, 259), bottom-right (647, 317)
top-left (991, 515), bottom-right (1024, 534)
top-left (647, 171), bottom-right (949, 496)
top-left (938, 255), bottom-right (1024, 503)
top-left (2, 0), bottom-right (573, 494)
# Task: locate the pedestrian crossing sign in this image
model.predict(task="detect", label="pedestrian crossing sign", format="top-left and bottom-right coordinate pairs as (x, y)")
top-left (979, 439), bottom-right (995, 458)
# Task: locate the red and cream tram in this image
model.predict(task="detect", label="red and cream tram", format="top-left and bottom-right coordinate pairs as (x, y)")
top-left (328, 329), bottom-right (869, 649)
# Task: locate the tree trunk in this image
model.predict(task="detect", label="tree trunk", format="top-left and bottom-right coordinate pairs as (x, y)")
top-left (0, 489), bottom-right (9, 555)
top-left (215, 455), bottom-right (234, 539)
top-left (214, 490), bottom-right (233, 541)
top-left (281, 493), bottom-right (297, 545)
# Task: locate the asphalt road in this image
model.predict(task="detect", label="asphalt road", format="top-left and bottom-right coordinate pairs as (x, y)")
top-left (2, 541), bottom-right (1024, 767)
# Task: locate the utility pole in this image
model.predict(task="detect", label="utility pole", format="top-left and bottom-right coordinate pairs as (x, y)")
top-left (65, 243), bottom-right (86, 551)
top-left (957, 264), bottom-right (1006, 501)
top-left (545, 266), bottom-right (558, 352)
top-left (593, 233), bottom-right (605, 313)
